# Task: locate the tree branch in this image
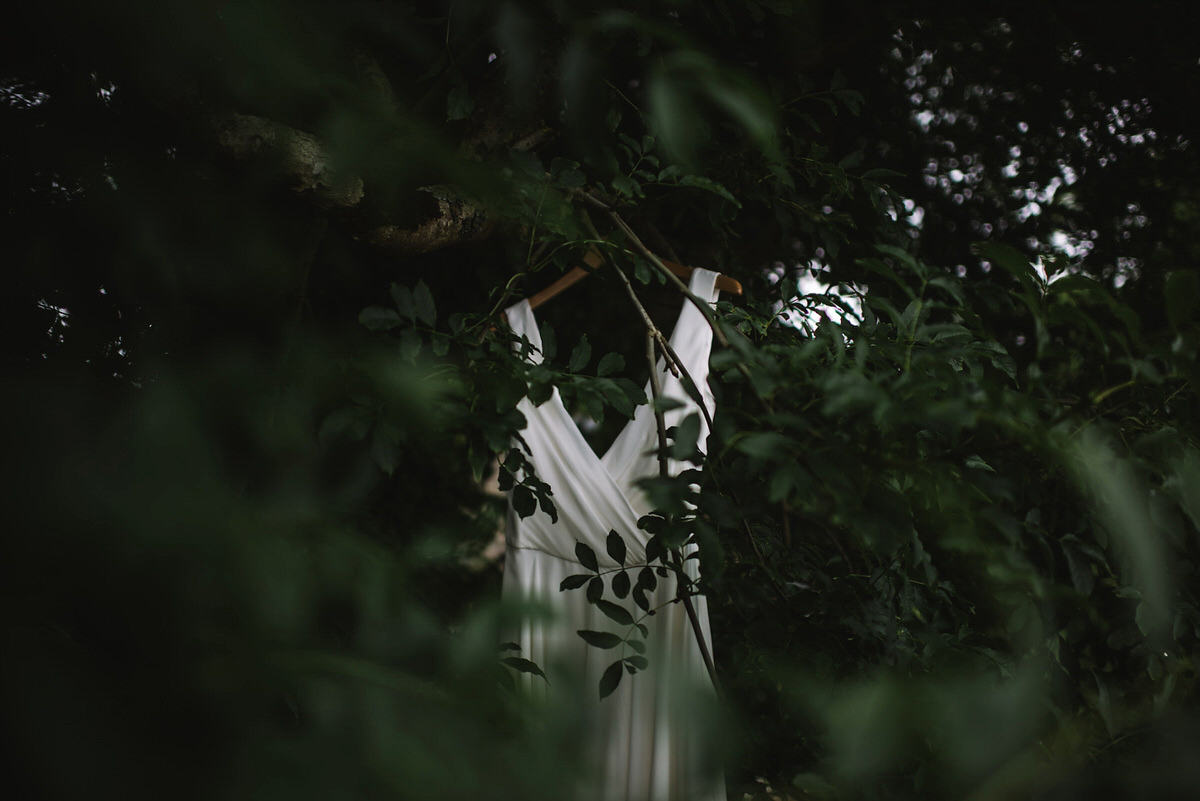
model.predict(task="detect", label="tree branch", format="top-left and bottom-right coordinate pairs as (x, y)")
top-left (366, 185), bottom-right (492, 254)
top-left (608, 258), bottom-right (721, 695)
top-left (212, 112), bottom-right (365, 208)
top-left (211, 112), bottom-right (493, 255)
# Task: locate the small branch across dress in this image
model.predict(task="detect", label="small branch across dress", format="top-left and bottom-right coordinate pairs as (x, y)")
top-left (502, 269), bottom-right (724, 801)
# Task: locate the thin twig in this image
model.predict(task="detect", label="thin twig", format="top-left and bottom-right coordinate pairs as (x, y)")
top-left (580, 192), bottom-right (728, 346)
top-left (615, 261), bottom-right (719, 432)
top-left (591, 218), bottom-right (715, 431)
top-left (659, 336), bottom-right (715, 431)
top-left (628, 264), bottom-right (721, 695)
top-left (647, 331), bottom-right (671, 480)
top-left (580, 191), bottom-right (775, 414)
top-left (609, 257), bottom-right (678, 377)
top-left (581, 202), bottom-right (730, 691)
top-left (671, 550), bottom-right (721, 695)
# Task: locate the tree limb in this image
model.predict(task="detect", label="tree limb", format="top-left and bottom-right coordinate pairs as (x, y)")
top-left (608, 258), bottom-right (721, 696)
top-left (212, 112), bottom-right (365, 208)
top-left (211, 112), bottom-right (493, 255)
top-left (366, 185), bottom-right (492, 254)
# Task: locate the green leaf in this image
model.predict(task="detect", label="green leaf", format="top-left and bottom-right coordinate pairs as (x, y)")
top-left (597, 352), bottom-right (624, 376)
top-left (638, 514), bottom-right (665, 535)
top-left (413, 280), bottom-right (437, 327)
top-left (370, 435), bottom-right (399, 476)
top-left (677, 174), bottom-right (742, 207)
top-left (634, 257), bottom-right (653, 284)
top-left (965, 455), bottom-right (995, 473)
top-left (400, 329), bottom-right (421, 360)
top-left (670, 413), bottom-right (702, 461)
top-left (512, 485), bottom-right (536, 518)
top-left (555, 167), bottom-right (585, 188)
top-left (569, 334), bottom-right (592, 372)
top-left (587, 576), bottom-right (604, 604)
top-left (596, 599), bottom-right (634, 626)
top-left (359, 306), bottom-right (401, 331)
top-left (861, 167), bottom-right (905, 183)
top-left (1070, 428), bottom-right (1171, 643)
top-left (578, 630), bottom-right (623, 649)
top-left (600, 379), bottom-right (642, 418)
top-left (446, 82), bottom-right (475, 121)
top-left (538, 321), bottom-right (557, 360)
top-left (599, 659), bottom-right (624, 698)
top-left (768, 464), bottom-right (810, 503)
top-left (496, 463), bottom-right (515, 492)
top-left (626, 638), bottom-right (645, 654)
top-left (550, 157), bottom-right (585, 188)
top-left (651, 396), bottom-right (686, 413)
top-left (607, 529), bottom-right (627, 566)
top-left (612, 172), bottom-right (640, 198)
top-left (857, 258), bottom-right (916, 300)
top-left (702, 72), bottom-right (777, 156)
top-left (644, 534), bottom-right (665, 565)
top-left (735, 431), bottom-right (793, 460)
top-left (1093, 671), bottom-right (1116, 736)
top-left (559, 574), bottom-right (592, 591)
top-left (927, 275), bottom-right (966, 305)
top-left (527, 378), bottom-right (553, 407)
top-left (793, 772), bottom-right (839, 799)
top-left (500, 657), bottom-right (546, 680)
top-left (391, 283), bottom-right (415, 321)
top-left (637, 566), bottom-right (658, 591)
top-left (538, 493), bottom-right (558, 524)
top-left (319, 407), bottom-right (369, 443)
top-left (576, 541), bottom-right (599, 571)
top-left (1062, 540), bottom-right (1095, 597)
top-left (612, 570), bottom-right (631, 598)
top-left (1047, 274), bottom-right (1102, 297)
top-left (509, 150), bottom-right (543, 178)
top-left (648, 69), bottom-right (695, 164)
top-left (624, 655), bottom-right (649, 670)
top-left (972, 242), bottom-right (1040, 295)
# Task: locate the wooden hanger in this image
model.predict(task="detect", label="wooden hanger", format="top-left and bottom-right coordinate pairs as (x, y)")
top-left (527, 247), bottom-right (743, 311)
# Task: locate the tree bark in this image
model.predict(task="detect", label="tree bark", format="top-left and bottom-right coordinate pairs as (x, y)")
top-left (366, 185), bottom-right (492, 254)
top-left (212, 112), bottom-right (365, 208)
top-left (211, 112), bottom-right (493, 256)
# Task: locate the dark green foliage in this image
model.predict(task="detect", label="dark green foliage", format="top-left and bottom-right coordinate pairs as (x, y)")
top-left (576, 541), bottom-right (599, 572)
top-left (5, 1), bottom-right (1200, 800)
top-left (607, 529), bottom-right (627, 566)
top-left (599, 659), bottom-right (625, 699)
top-left (578, 630), bottom-right (623, 650)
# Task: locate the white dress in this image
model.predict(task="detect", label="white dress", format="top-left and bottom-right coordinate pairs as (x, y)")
top-left (502, 269), bottom-right (724, 801)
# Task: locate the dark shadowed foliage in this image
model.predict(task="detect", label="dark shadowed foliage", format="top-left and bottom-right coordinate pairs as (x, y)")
top-left (4, 2), bottom-right (1200, 800)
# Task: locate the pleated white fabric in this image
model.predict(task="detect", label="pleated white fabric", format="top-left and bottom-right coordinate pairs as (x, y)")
top-left (502, 269), bottom-right (724, 801)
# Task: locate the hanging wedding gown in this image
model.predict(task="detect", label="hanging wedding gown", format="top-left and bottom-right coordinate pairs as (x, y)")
top-left (502, 269), bottom-right (724, 801)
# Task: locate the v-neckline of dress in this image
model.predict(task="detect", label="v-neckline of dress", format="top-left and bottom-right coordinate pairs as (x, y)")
top-left (518, 300), bottom-right (652, 485)
top-left (510, 268), bottom-right (710, 490)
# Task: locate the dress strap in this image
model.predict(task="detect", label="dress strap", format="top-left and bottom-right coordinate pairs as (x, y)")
top-left (504, 299), bottom-right (544, 365)
top-left (665, 268), bottom-right (720, 418)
